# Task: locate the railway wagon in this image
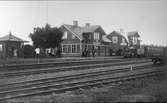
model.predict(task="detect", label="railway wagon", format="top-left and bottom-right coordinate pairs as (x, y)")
top-left (123, 46), bottom-right (167, 64)
top-left (123, 47), bottom-right (137, 58)
top-left (146, 46), bottom-right (167, 64)
top-left (137, 47), bottom-right (145, 57)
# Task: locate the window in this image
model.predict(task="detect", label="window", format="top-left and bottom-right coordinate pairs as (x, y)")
top-left (0, 44), bottom-right (2, 52)
top-left (133, 37), bottom-right (138, 45)
top-left (94, 32), bottom-right (100, 40)
top-left (72, 45), bottom-right (76, 53)
top-left (72, 34), bottom-right (76, 39)
top-left (77, 45), bottom-right (80, 53)
top-left (62, 31), bottom-right (68, 39)
top-left (122, 38), bottom-right (125, 43)
top-left (112, 36), bottom-right (118, 44)
top-left (62, 45), bottom-right (68, 53)
top-left (121, 38), bottom-right (127, 45)
top-left (68, 45), bottom-right (71, 53)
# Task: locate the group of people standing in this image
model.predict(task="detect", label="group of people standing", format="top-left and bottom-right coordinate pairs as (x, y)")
top-left (82, 47), bottom-right (97, 57)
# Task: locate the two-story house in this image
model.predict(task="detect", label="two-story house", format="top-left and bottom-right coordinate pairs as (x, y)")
top-left (107, 31), bottom-right (128, 55)
top-left (59, 21), bottom-right (110, 57)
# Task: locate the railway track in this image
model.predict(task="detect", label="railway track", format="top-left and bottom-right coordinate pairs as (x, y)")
top-left (0, 58), bottom-right (147, 71)
top-left (0, 57), bottom-right (122, 69)
top-left (0, 56), bottom-right (123, 67)
top-left (0, 59), bottom-right (150, 78)
top-left (0, 62), bottom-right (152, 92)
top-left (0, 62), bottom-right (164, 101)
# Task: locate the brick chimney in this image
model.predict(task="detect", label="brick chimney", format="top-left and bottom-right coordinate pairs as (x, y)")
top-left (73, 20), bottom-right (78, 27)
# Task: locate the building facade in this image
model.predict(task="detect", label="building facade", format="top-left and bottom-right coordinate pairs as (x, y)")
top-left (107, 31), bottom-right (128, 55)
top-left (127, 31), bottom-right (141, 49)
top-left (59, 21), bottom-right (111, 57)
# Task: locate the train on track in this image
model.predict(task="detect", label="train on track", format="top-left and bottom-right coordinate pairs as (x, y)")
top-left (123, 45), bottom-right (167, 64)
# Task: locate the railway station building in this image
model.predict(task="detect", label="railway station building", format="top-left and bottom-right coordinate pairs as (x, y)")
top-left (59, 21), bottom-right (111, 57)
top-left (0, 32), bottom-right (27, 58)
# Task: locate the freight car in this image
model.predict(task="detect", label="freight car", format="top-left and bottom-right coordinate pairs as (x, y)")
top-left (123, 47), bottom-right (138, 58)
top-left (146, 46), bottom-right (167, 64)
top-left (123, 46), bottom-right (167, 64)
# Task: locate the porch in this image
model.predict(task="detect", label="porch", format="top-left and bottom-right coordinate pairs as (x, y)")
top-left (61, 43), bottom-right (110, 57)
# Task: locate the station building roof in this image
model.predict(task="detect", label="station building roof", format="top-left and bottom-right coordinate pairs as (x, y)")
top-left (0, 32), bottom-right (28, 42)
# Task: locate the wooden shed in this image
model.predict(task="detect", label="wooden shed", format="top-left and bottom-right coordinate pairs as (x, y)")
top-left (0, 32), bottom-right (27, 58)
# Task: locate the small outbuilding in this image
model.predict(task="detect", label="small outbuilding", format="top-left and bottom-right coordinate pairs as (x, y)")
top-left (0, 32), bottom-right (27, 58)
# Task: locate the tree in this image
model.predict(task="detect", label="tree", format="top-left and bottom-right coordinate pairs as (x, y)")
top-left (29, 24), bottom-right (63, 57)
top-left (22, 44), bottom-right (35, 58)
top-left (29, 24), bottom-right (63, 49)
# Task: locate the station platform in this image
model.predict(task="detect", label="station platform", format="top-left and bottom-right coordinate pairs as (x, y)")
top-left (0, 56), bottom-right (123, 65)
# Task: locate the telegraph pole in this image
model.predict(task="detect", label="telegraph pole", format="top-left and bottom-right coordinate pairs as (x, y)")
top-left (46, 0), bottom-right (48, 24)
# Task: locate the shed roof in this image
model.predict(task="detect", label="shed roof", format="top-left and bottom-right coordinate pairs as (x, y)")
top-left (0, 32), bottom-right (27, 42)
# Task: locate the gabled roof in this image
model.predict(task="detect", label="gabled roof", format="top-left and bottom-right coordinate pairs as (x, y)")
top-left (108, 30), bottom-right (127, 40)
top-left (127, 31), bottom-right (140, 37)
top-left (63, 24), bottom-right (101, 40)
top-left (102, 35), bottom-right (112, 42)
top-left (109, 31), bottom-right (123, 36)
top-left (0, 33), bottom-right (27, 42)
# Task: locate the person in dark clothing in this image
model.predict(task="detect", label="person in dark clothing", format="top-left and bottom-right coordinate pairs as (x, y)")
top-left (92, 47), bottom-right (96, 57)
top-left (82, 48), bottom-right (88, 57)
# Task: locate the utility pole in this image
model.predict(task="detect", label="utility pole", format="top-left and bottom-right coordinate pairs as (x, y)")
top-left (46, 0), bottom-right (48, 24)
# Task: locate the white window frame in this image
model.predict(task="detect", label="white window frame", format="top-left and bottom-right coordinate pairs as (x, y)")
top-left (62, 45), bottom-right (68, 53)
top-left (0, 44), bottom-right (2, 52)
top-left (62, 44), bottom-right (81, 54)
top-left (63, 31), bottom-right (68, 39)
top-left (94, 32), bottom-right (100, 40)
top-left (72, 45), bottom-right (76, 53)
top-left (133, 37), bottom-right (137, 45)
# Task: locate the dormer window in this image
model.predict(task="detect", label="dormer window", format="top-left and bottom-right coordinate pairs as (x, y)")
top-left (94, 32), bottom-right (100, 40)
top-left (122, 38), bottom-right (125, 43)
top-left (112, 36), bottom-right (118, 44)
top-left (63, 31), bottom-right (68, 39)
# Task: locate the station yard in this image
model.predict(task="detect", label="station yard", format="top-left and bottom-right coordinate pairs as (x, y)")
top-left (3, 65), bottom-right (167, 103)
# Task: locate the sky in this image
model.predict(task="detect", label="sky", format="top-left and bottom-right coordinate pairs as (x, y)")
top-left (0, 0), bottom-right (167, 46)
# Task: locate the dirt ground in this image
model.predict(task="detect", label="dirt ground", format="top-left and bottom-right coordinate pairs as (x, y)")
top-left (5, 66), bottom-right (167, 103)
